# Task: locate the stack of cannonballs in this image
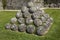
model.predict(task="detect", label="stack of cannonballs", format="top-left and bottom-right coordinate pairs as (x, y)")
top-left (5, 1), bottom-right (53, 36)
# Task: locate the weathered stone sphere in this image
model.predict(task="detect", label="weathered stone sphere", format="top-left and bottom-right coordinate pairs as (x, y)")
top-left (5, 23), bottom-right (11, 29)
top-left (43, 14), bottom-right (50, 19)
top-left (25, 17), bottom-right (33, 24)
top-left (44, 18), bottom-right (53, 29)
top-left (36, 26), bottom-right (46, 36)
top-left (29, 7), bottom-right (37, 13)
top-left (10, 17), bottom-right (17, 24)
top-left (17, 18), bottom-right (25, 24)
top-left (26, 25), bottom-right (35, 34)
top-left (27, 2), bottom-right (34, 8)
top-left (18, 24), bottom-right (26, 32)
top-left (47, 17), bottom-right (53, 24)
top-left (43, 22), bottom-right (50, 29)
top-left (11, 24), bottom-right (18, 31)
top-left (34, 19), bottom-right (42, 27)
top-left (23, 12), bottom-right (31, 18)
top-left (41, 16), bottom-right (46, 22)
top-left (16, 10), bottom-right (23, 18)
top-left (32, 12), bottom-right (40, 19)
top-left (21, 6), bottom-right (29, 13)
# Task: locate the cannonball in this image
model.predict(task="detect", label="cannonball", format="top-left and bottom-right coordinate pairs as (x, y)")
top-left (23, 12), bottom-right (31, 18)
top-left (41, 16), bottom-right (46, 22)
top-left (21, 6), bottom-right (29, 13)
top-left (25, 17), bottom-right (33, 24)
top-left (43, 14), bottom-right (50, 19)
top-left (5, 23), bottom-right (11, 29)
top-left (34, 19), bottom-right (42, 27)
top-left (43, 22), bottom-right (50, 29)
top-left (16, 10), bottom-right (23, 18)
top-left (10, 17), bottom-right (17, 24)
top-left (11, 24), bottom-right (18, 31)
top-left (18, 24), bottom-right (26, 32)
top-left (29, 7), bottom-right (37, 13)
top-left (43, 18), bottom-right (53, 30)
top-left (27, 2), bottom-right (34, 8)
top-left (17, 18), bottom-right (25, 24)
top-left (32, 12), bottom-right (41, 19)
top-left (26, 25), bottom-right (35, 34)
top-left (47, 17), bottom-right (53, 24)
top-left (36, 26), bottom-right (46, 36)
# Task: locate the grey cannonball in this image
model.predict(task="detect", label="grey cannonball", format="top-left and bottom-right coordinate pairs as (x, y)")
top-left (17, 18), bottom-right (25, 24)
top-left (29, 7), bottom-right (37, 13)
top-left (32, 12), bottom-right (41, 19)
top-left (43, 22), bottom-right (50, 29)
top-left (27, 2), bottom-right (34, 8)
top-left (47, 17), bottom-right (53, 24)
top-left (34, 19), bottom-right (42, 27)
top-left (10, 17), bottom-right (17, 24)
top-left (36, 26), bottom-right (46, 36)
top-left (41, 16), bottom-right (46, 22)
top-left (43, 14), bottom-right (50, 19)
top-left (23, 12), bottom-right (31, 18)
top-left (16, 10), bottom-right (23, 18)
top-left (5, 23), bottom-right (11, 29)
top-left (21, 6), bottom-right (29, 13)
top-left (44, 17), bottom-right (53, 29)
top-left (25, 17), bottom-right (33, 24)
top-left (26, 25), bottom-right (35, 34)
top-left (18, 24), bottom-right (26, 32)
top-left (11, 24), bottom-right (18, 31)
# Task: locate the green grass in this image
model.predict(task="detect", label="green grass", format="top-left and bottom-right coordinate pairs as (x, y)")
top-left (0, 9), bottom-right (60, 40)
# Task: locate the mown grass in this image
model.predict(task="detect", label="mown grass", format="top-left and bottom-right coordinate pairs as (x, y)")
top-left (0, 9), bottom-right (60, 40)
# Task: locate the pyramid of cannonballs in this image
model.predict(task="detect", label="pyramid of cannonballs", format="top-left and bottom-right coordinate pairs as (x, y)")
top-left (5, 1), bottom-right (53, 36)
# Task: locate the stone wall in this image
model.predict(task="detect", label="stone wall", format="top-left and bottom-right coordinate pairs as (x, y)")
top-left (5, 0), bottom-right (44, 10)
top-left (0, 0), bottom-right (3, 10)
top-left (5, 0), bottom-right (30, 9)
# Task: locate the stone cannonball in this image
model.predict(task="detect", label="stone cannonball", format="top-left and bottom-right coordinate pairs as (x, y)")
top-left (26, 25), bottom-right (35, 34)
top-left (41, 16), bottom-right (47, 22)
top-left (32, 12), bottom-right (41, 19)
top-left (25, 17), bottom-right (33, 24)
top-left (18, 24), bottom-right (26, 32)
top-left (23, 12), bottom-right (31, 18)
top-left (27, 2), bottom-right (34, 8)
top-left (43, 14), bottom-right (50, 19)
top-left (5, 23), bottom-right (11, 29)
top-left (36, 26), bottom-right (46, 36)
top-left (43, 22), bottom-right (50, 29)
top-left (17, 18), bottom-right (25, 24)
top-left (21, 6), bottom-right (29, 13)
top-left (10, 17), bottom-right (17, 24)
top-left (11, 24), bottom-right (18, 31)
top-left (34, 19), bottom-right (42, 27)
top-left (29, 7), bottom-right (37, 13)
top-left (47, 17), bottom-right (53, 24)
top-left (16, 10), bottom-right (23, 18)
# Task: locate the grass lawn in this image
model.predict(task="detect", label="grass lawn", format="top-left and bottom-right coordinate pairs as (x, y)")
top-left (0, 9), bottom-right (60, 40)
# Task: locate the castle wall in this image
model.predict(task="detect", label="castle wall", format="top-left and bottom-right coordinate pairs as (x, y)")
top-left (5, 0), bottom-right (30, 9)
top-left (0, 0), bottom-right (3, 10)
